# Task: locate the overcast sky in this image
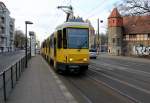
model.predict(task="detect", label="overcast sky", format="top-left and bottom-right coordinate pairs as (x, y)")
top-left (1, 0), bottom-right (121, 43)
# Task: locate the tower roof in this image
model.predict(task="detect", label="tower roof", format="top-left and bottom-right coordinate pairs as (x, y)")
top-left (108, 8), bottom-right (122, 19)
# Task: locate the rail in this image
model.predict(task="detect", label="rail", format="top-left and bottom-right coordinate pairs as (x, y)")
top-left (0, 53), bottom-right (31, 103)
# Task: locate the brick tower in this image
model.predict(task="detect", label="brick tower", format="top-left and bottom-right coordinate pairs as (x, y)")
top-left (108, 8), bottom-right (123, 55)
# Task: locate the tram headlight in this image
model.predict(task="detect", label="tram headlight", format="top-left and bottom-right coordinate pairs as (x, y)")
top-left (83, 58), bottom-right (87, 61)
top-left (69, 58), bottom-right (73, 62)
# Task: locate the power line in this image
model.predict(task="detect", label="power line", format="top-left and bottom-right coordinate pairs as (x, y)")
top-left (86, 0), bottom-right (121, 19)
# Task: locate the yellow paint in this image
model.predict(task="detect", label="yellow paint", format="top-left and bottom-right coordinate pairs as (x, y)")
top-left (41, 24), bottom-right (90, 66)
top-left (56, 49), bottom-right (89, 64)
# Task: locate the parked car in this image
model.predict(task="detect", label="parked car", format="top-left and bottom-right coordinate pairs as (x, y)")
top-left (89, 49), bottom-right (97, 59)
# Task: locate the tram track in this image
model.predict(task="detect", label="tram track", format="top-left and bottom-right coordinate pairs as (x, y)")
top-left (90, 61), bottom-right (150, 78)
top-left (64, 75), bottom-right (93, 103)
top-left (58, 70), bottom-right (134, 103)
top-left (89, 62), bottom-right (150, 89)
top-left (58, 74), bottom-right (95, 103)
top-left (88, 64), bottom-right (150, 103)
top-left (87, 66), bottom-right (140, 103)
top-left (55, 58), bottom-right (150, 103)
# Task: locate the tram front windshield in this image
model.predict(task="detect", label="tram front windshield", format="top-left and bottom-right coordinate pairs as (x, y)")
top-left (67, 28), bottom-right (89, 49)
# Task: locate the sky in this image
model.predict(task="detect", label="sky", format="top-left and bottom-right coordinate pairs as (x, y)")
top-left (1, 0), bottom-right (121, 44)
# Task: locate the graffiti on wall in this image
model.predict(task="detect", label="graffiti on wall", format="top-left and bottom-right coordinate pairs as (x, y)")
top-left (133, 45), bottom-right (150, 55)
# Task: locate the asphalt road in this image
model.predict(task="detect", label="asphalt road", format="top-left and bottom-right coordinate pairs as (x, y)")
top-left (59, 74), bottom-right (134, 103)
top-left (58, 54), bottom-right (150, 103)
top-left (0, 50), bottom-right (25, 72)
top-left (90, 54), bottom-right (150, 103)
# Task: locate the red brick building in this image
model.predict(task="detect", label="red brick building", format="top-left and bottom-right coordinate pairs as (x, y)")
top-left (108, 8), bottom-right (150, 56)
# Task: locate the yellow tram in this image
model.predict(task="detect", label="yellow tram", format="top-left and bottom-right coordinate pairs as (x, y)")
top-left (41, 21), bottom-right (90, 73)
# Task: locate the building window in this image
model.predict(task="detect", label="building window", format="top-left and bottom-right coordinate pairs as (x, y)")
top-left (113, 20), bottom-right (115, 23)
top-left (117, 38), bottom-right (120, 46)
top-left (123, 34), bottom-right (126, 40)
top-left (1, 17), bottom-right (5, 23)
top-left (129, 34), bottom-right (136, 40)
top-left (1, 27), bottom-right (5, 34)
top-left (148, 34), bottom-right (150, 38)
top-left (112, 38), bottom-right (115, 43)
top-left (1, 38), bottom-right (6, 45)
top-left (129, 34), bottom-right (136, 38)
top-left (117, 20), bottom-right (119, 23)
top-left (144, 34), bottom-right (148, 40)
top-left (10, 25), bottom-right (13, 30)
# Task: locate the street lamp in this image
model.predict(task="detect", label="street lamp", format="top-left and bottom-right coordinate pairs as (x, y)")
top-left (25, 21), bottom-right (33, 68)
top-left (97, 19), bottom-right (103, 54)
top-left (99, 20), bottom-right (103, 52)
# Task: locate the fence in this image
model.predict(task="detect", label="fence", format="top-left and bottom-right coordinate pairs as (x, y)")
top-left (0, 53), bottom-right (31, 103)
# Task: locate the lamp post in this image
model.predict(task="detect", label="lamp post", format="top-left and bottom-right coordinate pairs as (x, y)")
top-left (25, 21), bottom-right (33, 68)
top-left (97, 18), bottom-right (103, 54)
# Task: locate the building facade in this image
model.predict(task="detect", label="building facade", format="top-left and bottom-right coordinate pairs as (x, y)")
top-left (89, 23), bottom-right (95, 49)
top-left (29, 31), bottom-right (36, 56)
top-left (0, 2), bottom-right (15, 53)
top-left (108, 8), bottom-right (150, 56)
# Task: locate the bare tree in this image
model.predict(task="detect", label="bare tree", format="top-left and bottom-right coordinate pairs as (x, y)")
top-left (99, 33), bottom-right (108, 45)
top-left (117, 0), bottom-right (150, 16)
top-left (14, 30), bottom-right (26, 49)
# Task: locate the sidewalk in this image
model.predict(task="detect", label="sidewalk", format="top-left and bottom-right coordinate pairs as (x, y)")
top-left (6, 55), bottom-right (77, 103)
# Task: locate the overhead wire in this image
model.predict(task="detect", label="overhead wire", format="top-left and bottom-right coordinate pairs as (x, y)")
top-left (52, 0), bottom-right (119, 33)
top-left (85, 0), bottom-right (108, 19)
top-left (51, 0), bottom-right (64, 28)
top-left (71, 0), bottom-right (105, 19)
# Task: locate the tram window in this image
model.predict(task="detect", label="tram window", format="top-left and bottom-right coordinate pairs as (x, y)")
top-left (49, 40), bottom-right (50, 52)
top-left (54, 38), bottom-right (56, 46)
top-left (63, 28), bottom-right (67, 49)
top-left (57, 30), bottom-right (62, 48)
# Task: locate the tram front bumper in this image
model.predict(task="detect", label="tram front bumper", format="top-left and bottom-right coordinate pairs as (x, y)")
top-left (57, 62), bottom-right (89, 71)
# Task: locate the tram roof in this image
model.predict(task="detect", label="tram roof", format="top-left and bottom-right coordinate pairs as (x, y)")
top-left (55, 22), bottom-right (89, 30)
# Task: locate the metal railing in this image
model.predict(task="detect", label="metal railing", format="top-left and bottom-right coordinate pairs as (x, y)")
top-left (0, 53), bottom-right (31, 103)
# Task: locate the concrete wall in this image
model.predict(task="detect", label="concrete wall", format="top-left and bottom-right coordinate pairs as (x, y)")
top-left (123, 40), bottom-right (150, 56)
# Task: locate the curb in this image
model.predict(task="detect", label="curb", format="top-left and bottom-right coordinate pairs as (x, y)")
top-left (48, 67), bottom-right (78, 103)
